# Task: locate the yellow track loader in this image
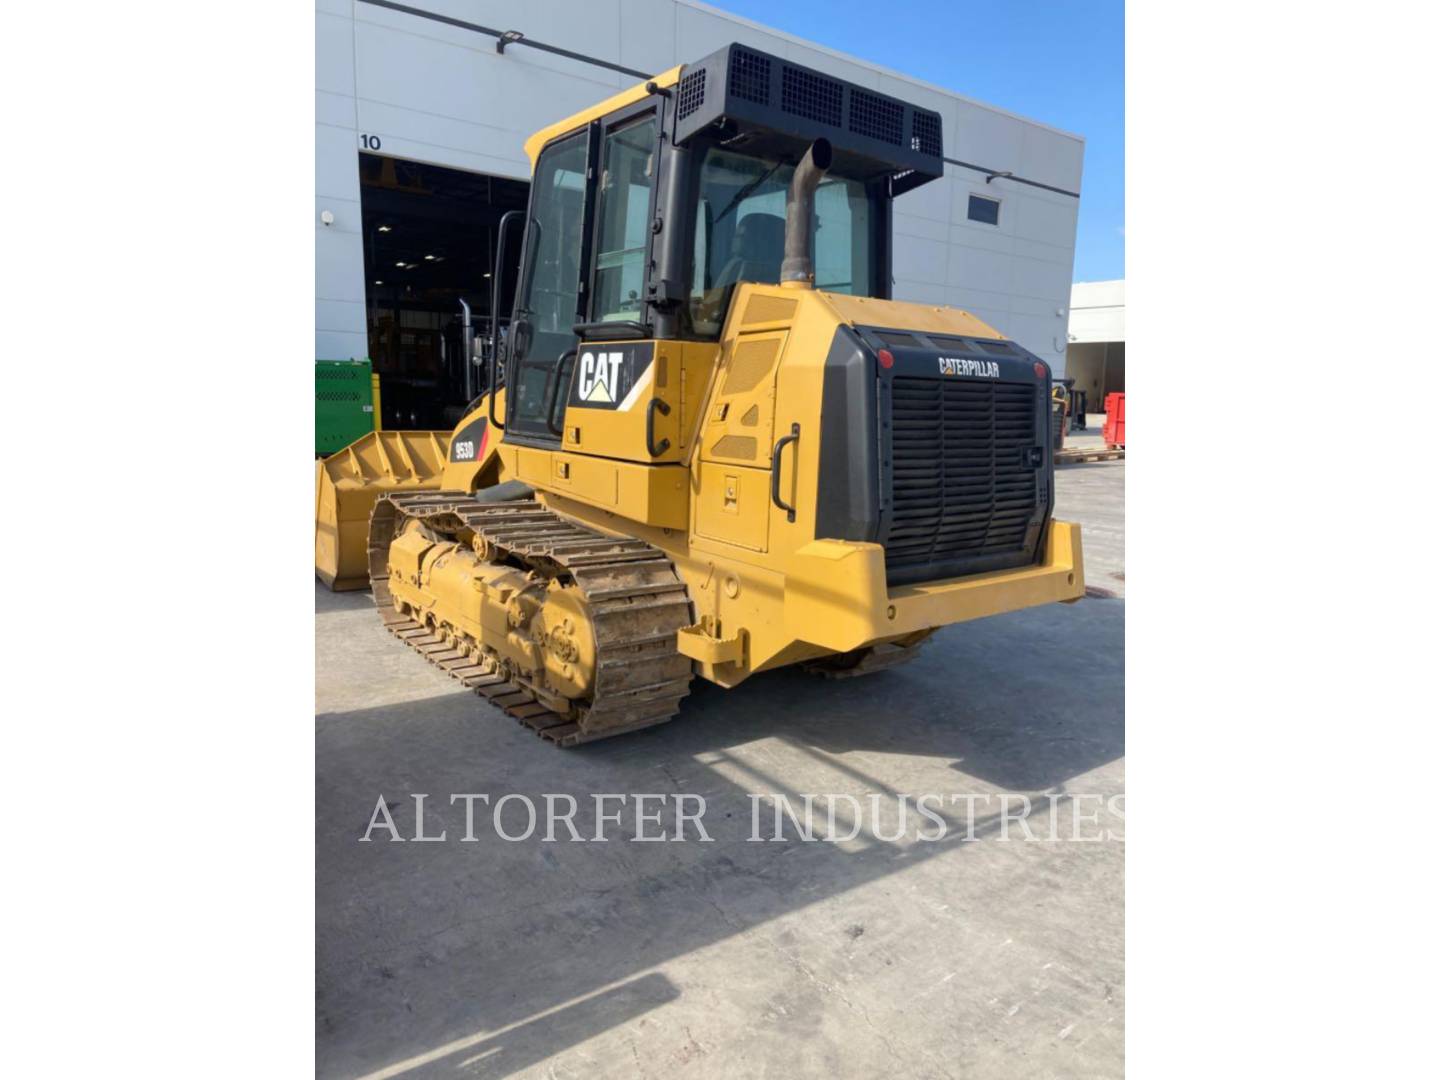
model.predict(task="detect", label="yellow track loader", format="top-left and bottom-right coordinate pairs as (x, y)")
top-left (315, 44), bottom-right (1084, 745)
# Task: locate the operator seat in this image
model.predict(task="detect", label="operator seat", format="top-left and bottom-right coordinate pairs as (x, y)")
top-left (713, 212), bottom-right (786, 290)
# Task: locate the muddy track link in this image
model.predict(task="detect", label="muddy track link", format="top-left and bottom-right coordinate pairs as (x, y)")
top-left (367, 493), bottom-right (694, 747)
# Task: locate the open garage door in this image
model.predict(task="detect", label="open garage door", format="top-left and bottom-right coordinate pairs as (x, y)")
top-left (359, 153), bottom-right (529, 430)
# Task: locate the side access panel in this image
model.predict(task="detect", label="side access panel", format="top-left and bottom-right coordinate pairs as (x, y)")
top-left (692, 323), bottom-right (790, 553)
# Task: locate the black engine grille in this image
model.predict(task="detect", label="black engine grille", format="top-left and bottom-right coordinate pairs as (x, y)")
top-left (885, 377), bottom-right (1039, 579)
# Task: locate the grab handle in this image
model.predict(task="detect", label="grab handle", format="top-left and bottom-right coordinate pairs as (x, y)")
top-left (545, 349), bottom-right (577, 435)
top-left (770, 423), bottom-right (800, 522)
top-left (646, 398), bottom-right (672, 457)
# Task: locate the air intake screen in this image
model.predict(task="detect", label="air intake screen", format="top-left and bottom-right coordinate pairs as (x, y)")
top-left (677, 68), bottom-right (707, 120)
top-left (781, 65), bottom-right (843, 126)
top-left (729, 48), bottom-right (770, 104)
top-left (911, 111), bottom-right (942, 156)
top-left (850, 89), bottom-right (904, 146)
top-left (672, 44), bottom-right (944, 193)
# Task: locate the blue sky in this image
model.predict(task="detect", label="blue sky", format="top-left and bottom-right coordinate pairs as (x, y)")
top-left (708, 0), bottom-right (1125, 281)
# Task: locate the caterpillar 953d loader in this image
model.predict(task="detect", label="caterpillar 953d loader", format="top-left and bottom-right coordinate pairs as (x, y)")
top-left (314, 44), bottom-right (1085, 746)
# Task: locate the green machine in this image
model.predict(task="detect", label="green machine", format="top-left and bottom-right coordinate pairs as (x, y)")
top-left (315, 359), bottom-right (376, 455)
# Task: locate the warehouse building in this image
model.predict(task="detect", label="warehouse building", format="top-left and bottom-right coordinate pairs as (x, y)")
top-left (316, 0), bottom-right (1085, 428)
top-left (1066, 279), bottom-right (1125, 414)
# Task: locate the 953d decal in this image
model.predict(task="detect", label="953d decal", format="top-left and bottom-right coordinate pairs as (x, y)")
top-left (448, 416), bottom-right (489, 463)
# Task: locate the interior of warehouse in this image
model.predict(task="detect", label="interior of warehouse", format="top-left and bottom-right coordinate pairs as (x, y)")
top-left (1065, 279), bottom-right (1126, 419)
top-left (359, 153), bottom-right (529, 429)
top-left (1065, 340), bottom-right (1126, 411)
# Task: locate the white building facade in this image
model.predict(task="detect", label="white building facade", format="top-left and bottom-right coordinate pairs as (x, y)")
top-left (316, 0), bottom-right (1084, 370)
top-left (1066, 279), bottom-right (1125, 409)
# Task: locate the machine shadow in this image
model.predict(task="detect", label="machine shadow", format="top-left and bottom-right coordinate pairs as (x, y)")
top-left (316, 597), bottom-right (1122, 1077)
top-left (608, 597), bottom-right (1125, 792)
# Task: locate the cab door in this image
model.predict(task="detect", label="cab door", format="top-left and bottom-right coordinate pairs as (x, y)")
top-left (505, 128), bottom-right (593, 444)
top-left (560, 106), bottom-right (683, 462)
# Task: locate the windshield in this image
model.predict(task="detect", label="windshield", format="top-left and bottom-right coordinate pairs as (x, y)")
top-left (688, 145), bottom-right (875, 337)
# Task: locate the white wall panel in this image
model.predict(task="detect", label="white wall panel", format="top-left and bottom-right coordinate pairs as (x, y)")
top-left (619, 0), bottom-right (681, 78)
top-left (1069, 280), bottom-right (1125, 344)
top-left (1020, 125), bottom-right (1084, 193)
top-left (315, 218), bottom-right (366, 304)
top-left (948, 243), bottom-right (1014, 296)
top-left (893, 233), bottom-right (950, 284)
top-left (316, 89), bottom-right (354, 129)
top-left (953, 102), bottom-right (1025, 172)
top-left (315, 122), bottom-right (362, 201)
top-left (316, 11), bottom-right (356, 96)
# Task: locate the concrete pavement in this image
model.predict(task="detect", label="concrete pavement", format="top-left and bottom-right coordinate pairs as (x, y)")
top-left (316, 461), bottom-right (1125, 1079)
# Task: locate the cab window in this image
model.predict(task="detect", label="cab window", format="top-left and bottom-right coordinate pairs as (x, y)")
top-left (687, 146), bottom-right (875, 337)
top-left (592, 116), bottom-right (658, 322)
top-left (508, 131), bottom-right (587, 438)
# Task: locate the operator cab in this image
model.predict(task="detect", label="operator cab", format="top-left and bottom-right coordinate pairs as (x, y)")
top-left (493, 43), bottom-right (944, 449)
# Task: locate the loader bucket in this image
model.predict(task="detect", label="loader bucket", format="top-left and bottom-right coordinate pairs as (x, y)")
top-left (315, 429), bottom-right (449, 590)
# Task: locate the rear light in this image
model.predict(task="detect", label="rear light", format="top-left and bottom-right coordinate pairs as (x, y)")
top-left (1033, 361), bottom-right (1047, 379)
top-left (877, 349), bottom-right (895, 370)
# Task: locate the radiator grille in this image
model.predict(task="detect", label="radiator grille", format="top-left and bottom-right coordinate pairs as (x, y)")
top-left (886, 377), bottom-right (1038, 576)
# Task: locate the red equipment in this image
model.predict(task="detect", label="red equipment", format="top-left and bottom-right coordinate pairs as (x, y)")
top-left (1103, 392), bottom-right (1125, 448)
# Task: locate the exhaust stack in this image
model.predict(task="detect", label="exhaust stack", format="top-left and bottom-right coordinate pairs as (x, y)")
top-left (779, 138), bottom-right (833, 288)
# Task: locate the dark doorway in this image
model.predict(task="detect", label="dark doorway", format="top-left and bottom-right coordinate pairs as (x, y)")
top-left (359, 153), bottom-right (529, 430)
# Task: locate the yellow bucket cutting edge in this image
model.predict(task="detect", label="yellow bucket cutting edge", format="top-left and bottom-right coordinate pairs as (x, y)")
top-left (315, 429), bottom-right (449, 590)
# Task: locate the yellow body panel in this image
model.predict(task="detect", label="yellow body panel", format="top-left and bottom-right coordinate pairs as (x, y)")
top-left (813, 292), bottom-right (1013, 340)
top-left (693, 461), bottom-right (771, 552)
top-left (784, 522), bottom-right (1084, 652)
top-left (502, 443), bottom-right (689, 530)
top-left (559, 341), bottom-right (719, 465)
top-left (523, 66), bottom-right (682, 167)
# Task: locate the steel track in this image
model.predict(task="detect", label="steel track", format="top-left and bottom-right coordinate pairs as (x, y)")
top-left (367, 494), bottom-right (694, 747)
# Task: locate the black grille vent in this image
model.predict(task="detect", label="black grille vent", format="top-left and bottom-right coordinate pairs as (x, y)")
top-left (876, 330), bottom-right (921, 348)
top-left (781, 65), bottom-right (843, 126)
top-left (975, 340), bottom-right (1018, 356)
top-left (911, 110), bottom-right (942, 156)
top-left (850, 89), bottom-right (904, 146)
top-left (886, 378), bottom-right (1038, 577)
top-left (729, 48), bottom-right (770, 104)
top-left (677, 68), bottom-right (707, 119)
